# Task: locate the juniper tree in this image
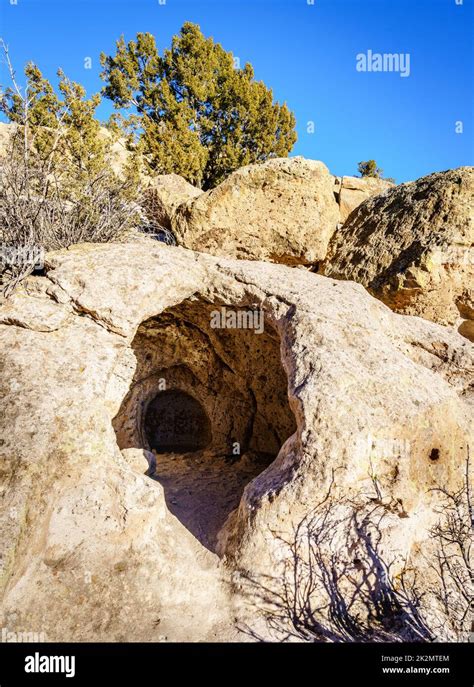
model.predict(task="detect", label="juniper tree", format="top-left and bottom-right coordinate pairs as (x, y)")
top-left (357, 160), bottom-right (384, 179)
top-left (100, 22), bottom-right (297, 189)
top-left (357, 160), bottom-right (395, 183)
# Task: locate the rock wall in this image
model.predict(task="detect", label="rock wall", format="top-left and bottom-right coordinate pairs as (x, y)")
top-left (0, 242), bottom-right (472, 642)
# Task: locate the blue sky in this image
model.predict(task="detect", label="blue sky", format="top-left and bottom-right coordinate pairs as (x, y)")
top-left (0, 0), bottom-right (472, 182)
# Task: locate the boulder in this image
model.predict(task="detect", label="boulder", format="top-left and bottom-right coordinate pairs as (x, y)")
top-left (0, 242), bottom-right (472, 642)
top-left (323, 167), bottom-right (474, 341)
top-left (333, 174), bottom-right (394, 223)
top-left (143, 174), bottom-right (203, 230)
top-left (172, 157), bottom-right (340, 265)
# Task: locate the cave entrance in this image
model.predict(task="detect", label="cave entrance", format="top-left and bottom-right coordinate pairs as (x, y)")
top-left (144, 390), bottom-right (212, 453)
top-left (113, 298), bottom-right (297, 553)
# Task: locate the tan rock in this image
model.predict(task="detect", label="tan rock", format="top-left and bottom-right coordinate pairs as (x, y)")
top-left (333, 174), bottom-right (394, 222)
top-left (0, 242), bottom-right (472, 642)
top-left (172, 157), bottom-right (340, 265)
top-left (323, 167), bottom-right (474, 341)
top-left (143, 174), bottom-right (203, 230)
top-left (121, 448), bottom-right (156, 474)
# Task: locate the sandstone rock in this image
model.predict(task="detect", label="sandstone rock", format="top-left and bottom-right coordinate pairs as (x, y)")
top-left (333, 174), bottom-right (394, 223)
top-left (0, 242), bottom-right (472, 642)
top-left (121, 448), bottom-right (156, 475)
top-left (323, 167), bottom-right (474, 342)
top-left (143, 174), bottom-right (203, 230)
top-left (172, 157), bottom-right (340, 265)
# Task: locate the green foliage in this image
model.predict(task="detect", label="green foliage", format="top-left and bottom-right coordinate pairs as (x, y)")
top-left (1, 55), bottom-right (142, 199)
top-left (4, 62), bottom-right (61, 128)
top-left (56, 70), bottom-right (106, 181)
top-left (357, 159), bottom-right (384, 178)
top-left (2, 63), bottom-right (112, 184)
top-left (357, 160), bottom-right (395, 183)
top-left (100, 22), bottom-right (297, 189)
top-left (0, 48), bottom-right (143, 297)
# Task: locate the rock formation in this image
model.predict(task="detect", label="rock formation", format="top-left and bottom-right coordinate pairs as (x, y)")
top-left (1, 120), bottom-right (397, 263)
top-left (0, 122), bottom-right (13, 159)
top-left (172, 157), bottom-right (340, 265)
top-left (0, 122), bottom-right (132, 178)
top-left (0, 242), bottom-right (472, 642)
top-left (333, 174), bottom-right (394, 223)
top-left (143, 174), bottom-right (203, 231)
top-left (323, 167), bottom-right (474, 341)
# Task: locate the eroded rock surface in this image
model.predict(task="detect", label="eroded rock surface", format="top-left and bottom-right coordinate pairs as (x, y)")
top-left (0, 242), bottom-right (472, 642)
top-left (333, 174), bottom-right (394, 223)
top-left (323, 168), bottom-right (474, 341)
top-left (172, 157), bottom-right (339, 264)
top-left (143, 174), bottom-right (203, 230)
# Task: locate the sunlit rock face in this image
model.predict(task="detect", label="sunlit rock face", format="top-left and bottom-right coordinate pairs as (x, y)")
top-left (0, 241), bottom-right (472, 642)
top-left (332, 174), bottom-right (394, 223)
top-left (172, 157), bottom-right (340, 265)
top-left (323, 167), bottom-right (474, 342)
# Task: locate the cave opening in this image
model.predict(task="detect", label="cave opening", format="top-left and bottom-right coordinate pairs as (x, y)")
top-left (113, 297), bottom-right (296, 552)
top-left (144, 390), bottom-right (212, 453)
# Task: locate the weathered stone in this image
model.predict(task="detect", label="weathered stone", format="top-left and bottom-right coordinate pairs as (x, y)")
top-left (323, 167), bottom-right (474, 342)
top-left (333, 174), bottom-right (394, 222)
top-left (172, 157), bottom-right (340, 265)
top-left (0, 122), bottom-right (131, 179)
top-left (0, 122), bottom-right (14, 158)
top-left (121, 448), bottom-right (156, 474)
top-left (143, 174), bottom-right (203, 230)
top-left (0, 242), bottom-right (472, 642)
